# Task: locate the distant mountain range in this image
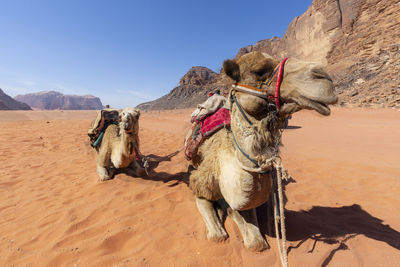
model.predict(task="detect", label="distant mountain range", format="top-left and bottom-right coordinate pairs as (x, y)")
top-left (0, 88), bottom-right (31, 110)
top-left (138, 0), bottom-right (400, 110)
top-left (14, 91), bottom-right (103, 110)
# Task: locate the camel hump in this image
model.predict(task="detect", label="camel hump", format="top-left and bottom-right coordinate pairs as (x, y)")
top-left (88, 108), bottom-right (119, 147)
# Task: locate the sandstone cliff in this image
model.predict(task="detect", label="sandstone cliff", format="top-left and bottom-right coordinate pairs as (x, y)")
top-left (14, 91), bottom-right (104, 110)
top-left (237, 0), bottom-right (400, 108)
top-left (138, 0), bottom-right (400, 110)
top-left (0, 88), bottom-right (31, 110)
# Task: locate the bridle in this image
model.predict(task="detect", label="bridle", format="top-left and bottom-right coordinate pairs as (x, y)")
top-left (231, 57), bottom-right (289, 112)
top-left (228, 57), bottom-right (289, 173)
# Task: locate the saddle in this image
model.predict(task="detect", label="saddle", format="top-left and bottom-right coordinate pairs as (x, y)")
top-left (88, 108), bottom-right (119, 148)
top-left (184, 107), bottom-right (231, 160)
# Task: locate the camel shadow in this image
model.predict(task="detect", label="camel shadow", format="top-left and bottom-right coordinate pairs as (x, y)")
top-left (143, 152), bottom-right (189, 186)
top-left (284, 125), bottom-right (302, 130)
top-left (146, 170), bottom-right (188, 187)
top-left (118, 152), bottom-right (188, 187)
top-left (257, 203), bottom-right (400, 266)
top-left (118, 167), bottom-right (188, 187)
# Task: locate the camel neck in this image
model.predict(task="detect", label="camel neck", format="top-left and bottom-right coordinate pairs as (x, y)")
top-left (230, 104), bottom-right (278, 163)
top-left (119, 129), bottom-right (133, 156)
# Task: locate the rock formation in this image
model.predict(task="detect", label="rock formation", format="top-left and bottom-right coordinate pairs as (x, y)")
top-left (138, 0), bottom-right (400, 110)
top-left (137, 67), bottom-right (226, 110)
top-left (0, 88), bottom-right (31, 110)
top-left (14, 91), bottom-right (104, 110)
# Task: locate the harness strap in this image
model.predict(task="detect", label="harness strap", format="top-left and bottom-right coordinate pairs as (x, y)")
top-left (229, 92), bottom-right (271, 174)
top-left (263, 64), bottom-right (280, 87)
top-left (229, 91), bottom-right (253, 126)
top-left (92, 132), bottom-right (104, 147)
top-left (231, 131), bottom-right (258, 166)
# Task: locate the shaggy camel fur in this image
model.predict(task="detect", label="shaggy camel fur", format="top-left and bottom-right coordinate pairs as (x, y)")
top-left (189, 52), bottom-right (337, 251)
top-left (96, 107), bottom-right (145, 181)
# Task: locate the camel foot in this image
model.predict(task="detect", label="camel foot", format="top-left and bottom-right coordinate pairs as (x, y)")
top-left (242, 224), bottom-right (270, 251)
top-left (228, 208), bottom-right (269, 251)
top-left (97, 165), bottom-right (115, 181)
top-left (196, 197), bottom-right (228, 242)
top-left (207, 229), bottom-right (228, 242)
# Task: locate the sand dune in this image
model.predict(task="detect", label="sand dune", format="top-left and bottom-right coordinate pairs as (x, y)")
top-left (0, 108), bottom-right (399, 266)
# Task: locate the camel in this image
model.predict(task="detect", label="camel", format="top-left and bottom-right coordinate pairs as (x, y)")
top-left (96, 107), bottom-right (145, 181)
top-left (189, 51), bottom-right (337, 251)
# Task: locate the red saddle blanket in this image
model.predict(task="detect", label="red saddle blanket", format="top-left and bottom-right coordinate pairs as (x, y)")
top-left (184, 108), bottom-right (231, 161)
top-left (200, 108), bottom-right (231, 136)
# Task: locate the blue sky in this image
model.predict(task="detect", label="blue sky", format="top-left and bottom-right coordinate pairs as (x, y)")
top-left (0, 0), bottom-right (312, 108)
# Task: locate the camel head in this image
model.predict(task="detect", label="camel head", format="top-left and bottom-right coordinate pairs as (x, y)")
top-left (223, 51), bottom-right (337, 116)
top-left (119, 107), bottom-right (140, 132)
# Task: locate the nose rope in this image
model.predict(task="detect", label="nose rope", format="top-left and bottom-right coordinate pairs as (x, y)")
top-left (268, 57), bottom-right (288, 111)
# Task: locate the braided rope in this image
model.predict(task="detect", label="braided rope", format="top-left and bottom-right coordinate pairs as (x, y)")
top-left (234, 150), bottom-right (273, 173)
top-left (274, 161), bottom-right (289, 267)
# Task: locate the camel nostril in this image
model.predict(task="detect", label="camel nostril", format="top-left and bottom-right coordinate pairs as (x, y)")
top-left (311, 68), bottom-right (332, 82)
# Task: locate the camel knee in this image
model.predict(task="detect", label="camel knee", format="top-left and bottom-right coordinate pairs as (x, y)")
top-left (111, 154), bottom-right (123, 169)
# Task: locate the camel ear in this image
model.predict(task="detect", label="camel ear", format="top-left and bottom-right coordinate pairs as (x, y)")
top-left (135, 109), bottom-right (140, 117)
top-left (223, 59), bottom-right (240, 82)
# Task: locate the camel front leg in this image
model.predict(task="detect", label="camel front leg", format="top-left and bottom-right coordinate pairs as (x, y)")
top-left (228, 208), bottom-right (269, 251)
top-left (196, 197), bottom-right (228, 242)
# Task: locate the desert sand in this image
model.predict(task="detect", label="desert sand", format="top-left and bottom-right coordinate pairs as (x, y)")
top-left (0, 108), bottom-right (399, 267)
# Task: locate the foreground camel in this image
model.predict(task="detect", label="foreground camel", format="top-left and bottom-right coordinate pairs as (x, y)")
top-left (189, 51), bottom-right (337, 251)
top-left (96, 107), bottom-right (145, 181)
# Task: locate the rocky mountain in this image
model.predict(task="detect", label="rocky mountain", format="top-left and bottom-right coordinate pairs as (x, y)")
top-left (14, 91), bottom-right (104, 110)
top-left (138, 0), bottom-right (400, 110)
top-left (0, 88), bottom-right (31, 110)
top-left (137, 67), bottom-right (226, 110)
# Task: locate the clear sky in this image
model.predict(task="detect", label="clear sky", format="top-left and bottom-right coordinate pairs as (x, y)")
top-left (0, 0), bottom-right (312, 108)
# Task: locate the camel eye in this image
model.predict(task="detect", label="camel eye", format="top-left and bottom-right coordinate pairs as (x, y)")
top-left (252, 69), bottom-right (269, 81)
top-left (253, 70), bottom-right (266, 77)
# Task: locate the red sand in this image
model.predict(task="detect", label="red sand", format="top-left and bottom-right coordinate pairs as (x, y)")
top-left (0, 108), bottom-right (399, 266)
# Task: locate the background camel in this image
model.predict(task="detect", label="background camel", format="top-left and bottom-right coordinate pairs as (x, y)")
top-left (96, 107), bottom-right (145, 181)
top-left (189, 51), bottom-right (337, 251)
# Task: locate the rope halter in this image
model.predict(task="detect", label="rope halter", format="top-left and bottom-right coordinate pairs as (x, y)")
top-left (231, 57), bottom-right (289, 112)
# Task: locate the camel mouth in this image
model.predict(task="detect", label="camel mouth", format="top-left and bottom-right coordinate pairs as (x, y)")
top-left (296, 97), bottom-right (333, 116)
top-left (123, 122), bottom-right (131, 130)
top-left (312, 100), bottom-right (331, 116)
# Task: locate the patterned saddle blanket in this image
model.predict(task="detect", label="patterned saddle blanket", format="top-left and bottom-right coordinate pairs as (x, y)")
top-left (184, 107), bottom-right (231, 160)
